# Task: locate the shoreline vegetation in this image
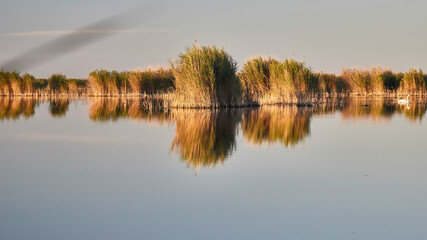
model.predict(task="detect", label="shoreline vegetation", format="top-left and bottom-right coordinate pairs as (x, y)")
top-left (1, 44), bottom-right (427, 108)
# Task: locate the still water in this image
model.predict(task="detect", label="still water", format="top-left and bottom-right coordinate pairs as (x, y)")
top-left (1, 97), bottom-right (427, 240)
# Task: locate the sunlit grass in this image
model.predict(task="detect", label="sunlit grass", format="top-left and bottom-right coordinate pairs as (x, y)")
top-left (399, 68), bottom-right (425, 94)
top-left (170, 44), bottom-right (240, 107)
top-left (1, 44), bottom-right (427, 103)
top-left (239, 57), bottom-right (319, 104)
top-left (88, 68), bottom-right (174, 96)
top-left (127, 68), bottom-right (174, 95)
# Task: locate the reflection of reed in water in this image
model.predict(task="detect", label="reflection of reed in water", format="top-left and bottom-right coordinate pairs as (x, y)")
top-left (340, 97), bottom-right (426, 122)
top-left (49, 98), bottom-right (70, 117)
top-left (0, 97), bottom-right (37, 120)
top-left (341, 98), bottom-right (395, 122)
top-left (311, 97), bottom-right (347, 116)
top-left (88, 97), bottom-right (170, 123)
top-left (400, 103), bottom-right (426, 122)
top-left (171, 110), bottom-right (241, 168)
top-left (242, 106), bottom-right (311, 147)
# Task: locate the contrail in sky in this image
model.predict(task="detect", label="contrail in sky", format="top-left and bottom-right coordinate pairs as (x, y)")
top-left (1, 0), bottom-right (165, 72)
top-left (0, 29), bottom-right (177, 37)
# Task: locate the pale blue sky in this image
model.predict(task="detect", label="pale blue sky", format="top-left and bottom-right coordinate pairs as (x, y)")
top-left (1, 0), bottom-right (426, 78)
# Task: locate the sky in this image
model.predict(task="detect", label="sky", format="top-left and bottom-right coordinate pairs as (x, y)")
top-left (0, 0), bottom-right (426, 78)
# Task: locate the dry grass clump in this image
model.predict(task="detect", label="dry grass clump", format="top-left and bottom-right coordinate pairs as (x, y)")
top-left (239, 57), bottom-right (277, 101)
top-left (341, 68), bottom-right (373, 94)
top-left (317, 73), bottom-right (352, 96)
top-left (0, 71), bottom-right (35, 96)
top-left (66, 79), bottom-right (87, 95)
top-left (340, 67), bottom-right (401, 94)
top-left (239, 57), bottom-right (319, 104)
top-left (88, 69), bottom-right (174, 96)
top-left (340, 67), bottom-right (427, 95)
top-left (0, 73), bottom-right (87, 96)
top-left (88, 70), bottom-right (127, 96)
top-left (318, 73), bottom-right (336, 95)
top-left (170, 44), bottom-right (240, 107)
top-left (399, 68), bottom-right (425, 95)
top-left (127, 68), bottom-right (174, 94)
top-left (21, 73), bottom-right (35, 94)
top-left (49, 74), bottom-right (68, 94)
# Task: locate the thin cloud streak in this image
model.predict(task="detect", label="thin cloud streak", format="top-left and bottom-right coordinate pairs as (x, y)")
top-left (0, 29), bottom-right (178, 37)
top-left (0, 0), bottom-right (173, 72)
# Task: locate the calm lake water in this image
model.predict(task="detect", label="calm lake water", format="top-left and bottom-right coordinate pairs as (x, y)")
top-left (1, 97), bottom-right (427, 240)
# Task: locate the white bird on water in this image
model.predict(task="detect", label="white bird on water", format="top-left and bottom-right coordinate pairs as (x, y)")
top-left (398, 94), bottom-right (410, 105)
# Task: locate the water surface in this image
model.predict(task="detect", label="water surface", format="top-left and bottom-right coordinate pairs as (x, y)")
top-left (1, 97), bottom-right (427, 240)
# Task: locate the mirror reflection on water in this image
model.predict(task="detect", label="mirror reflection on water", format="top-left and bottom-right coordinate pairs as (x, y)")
top-left (1, 96), bottom-right (427, 240)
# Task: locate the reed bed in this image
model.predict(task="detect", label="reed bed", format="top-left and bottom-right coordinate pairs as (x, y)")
top-left (170, 45), bottom-right (241, 108)
top-left (0, 71), bottom-right (34, 96)
top-left (398, 68), bottom-right (425, 95)
top-left (341, 68), bottom-right (386, 94)
top-left (339, 97), bottom-right (426, 123)
top-left (239, 57), bottom-right (324, 105)
top-left (239, 57), bottom-right (427, 104)
top-left (88, 70), bottom-right (128, 96)
top-left (88, 68), bottom-right (174, 96)
top-left (2, 44), bottom-right (427, 106)
top-left (0, 70), bottom-right (86, 96)
top-left (340, 68), bottom-right (427, 95)
top-left (127, 68), bottom-right (174, 95)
